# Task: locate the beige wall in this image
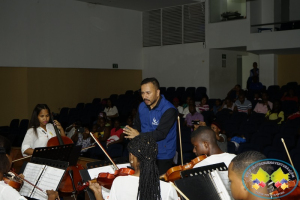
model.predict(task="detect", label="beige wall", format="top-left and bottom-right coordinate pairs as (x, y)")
top-left (278, 54), bottom-right (300, 86)
top-left (0, 67), bottom-right (142, 126)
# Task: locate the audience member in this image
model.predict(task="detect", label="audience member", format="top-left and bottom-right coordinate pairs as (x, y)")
top-left (131, 108), bottom-right (137, 125)
top-left (95, 112), bottom-right (111, 127)
top-left (185, 104), bottom-right (204, 131)
top-left (281, 88), bottom-right (299, 103)
top-left (287, 105), bottom-right (300, 120)
top-left (227, 84), bottom-right (241, 101)
top-left (265, 100), bottom-right (284, 124)
top-left (126, 116), bottom-right (134, 127)
top-left (106, 119), bottom-right (124, 147)
top-left (71, 126), bottom-right (92, 157)
top-left (249, 76), bottom-right (263, 91)
top-left (253, 92), bottom-right (273, 114)
top-left (104, 99), bottom-right (119, 119)
top-left (221, 98), bottom-right (235, 111)
top-left (234, 92), bottom-right (252, 115)
top-left (212, 99), bottom-right (222, 115)
top-left (196, 96), bottom-right (209, 113)
top-left (182, 96), bottom-right (192, 109)
top-left (172, 97), bottom-right (183, 117)
top-left (253, 92), bottom-right (261, 101)
top-left (210, 122), bottom-right (227, 152)
top-left (250, 62), bottom-right (259, 77)
top-left (182, 98), bottom-right (195, 118)
top-left (65, 121), bottom-right (81, 138)
top-left (191, 126), bottom-right (236, 168)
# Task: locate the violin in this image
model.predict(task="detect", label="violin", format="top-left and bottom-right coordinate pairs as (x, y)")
top-left (46, 119), bottom-right (84, 196)
top-left (77, 133), bottom-right (135, 190)
top-left (3, 172), bottom-right (23, 191)
top-left (160, 155), bottom-right (207, 182)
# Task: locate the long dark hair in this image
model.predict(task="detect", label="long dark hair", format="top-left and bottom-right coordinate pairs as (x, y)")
top-left (0, 136), bottom-right (12, 174)
top-left (127, 135), bottom-right (161, 200)
top-left (28, 104), bottom-right (51, 136)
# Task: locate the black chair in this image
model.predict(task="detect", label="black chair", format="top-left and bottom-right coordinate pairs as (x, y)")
top-left (282, 100), bottom-right (298, 117)
top-left (92, 98), bottom-right (101, 105)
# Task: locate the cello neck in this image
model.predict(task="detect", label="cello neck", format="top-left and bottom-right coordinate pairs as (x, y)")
top-left (51, 115), bottom-right (64, 145)
top-left (90, 133), bottom-right (119, 170)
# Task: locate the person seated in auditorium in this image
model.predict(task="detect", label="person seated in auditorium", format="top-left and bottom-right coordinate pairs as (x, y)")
top-left (88, 135), bottom-right (178, 200)
top-left (71, 126), bottom-right (92, 157)
top-left (182, 97), bottom-right (195, 118)
top-left (106, 119), bottom-right (124, 147)
top-left (265, 100), bottom-right (284, 124)
top-left (0, 135), bottom-right (59, 200)
top-left (95, 112), bottom-right (111, 127)
top-left (234, 92), bottom-right (252, 115)
top-left (21, 104), bottom-right (66, 156)
top-left (253, 92), bottom-right (273, 114)
top-left (126, 115), bottom-right (134, 128)
top-left (228, 151), bottom-right (271, 200)
top-left (185, 104), bottom-right (204, 131)
top-left (182, 96), bottom-right (192, 109)
top-left (104, 99), bottom-right (119, 120)
top-left (249, 76), bottom-right (263, 91)
top-left (172, 97), bottom-right (183, 118)
top-left (281, 88), bottom-right (299, 103)
top-left (196, 96), bottom-right (209, 113)
top-left (212, 99), bottom-right (222, 115)
top-left (65, 121), bottom-right (81, 138)
top-left (191, 126), bottom-right (236, 168)
top-left (221, 97), bottom-right (235, 112)
top-left (227, 84), bottom-right (241, 101)
top-left (131, 108), bottom-right (137, 125)
top-left (287, 104), bottom-right (300, 120)
top-left (92, 124), bottom-right (100, 139)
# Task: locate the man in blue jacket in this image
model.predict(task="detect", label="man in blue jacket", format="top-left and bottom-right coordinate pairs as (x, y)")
top-left (124, 78), bottom-right (178, 174)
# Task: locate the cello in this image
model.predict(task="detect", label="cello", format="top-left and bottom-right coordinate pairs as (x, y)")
top-left (77, 133), bottom-right (135, 191)
top-left (47, 119), bottom-right (84, 198)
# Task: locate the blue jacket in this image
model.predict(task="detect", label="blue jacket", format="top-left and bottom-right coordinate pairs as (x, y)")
top-left (138, 95), bottom-right (177, 160)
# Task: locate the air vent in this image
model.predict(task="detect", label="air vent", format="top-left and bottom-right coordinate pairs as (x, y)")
top-left (162, 6), bottom-right (182, 45)
top-left (143, 9), bottom-right (161, 47)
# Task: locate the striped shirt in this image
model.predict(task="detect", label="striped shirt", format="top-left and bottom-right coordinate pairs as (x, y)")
top-left (235, 99), bottom-right (252, 113)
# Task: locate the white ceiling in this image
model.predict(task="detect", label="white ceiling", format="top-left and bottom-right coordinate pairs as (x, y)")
top-left (77, 0), bottom-right (201, 11)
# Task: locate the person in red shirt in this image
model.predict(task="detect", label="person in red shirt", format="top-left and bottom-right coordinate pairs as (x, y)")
top-left (106, 119), bottom-right (124, 147)
top-left (281, 88), bottom-right (298, 103)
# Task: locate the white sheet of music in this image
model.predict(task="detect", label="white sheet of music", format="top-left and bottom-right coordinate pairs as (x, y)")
top-left (210, 170), bottom-right (231, 200)
top-left (31, 166), bottom-right (65, 200)
top-left (217, 171), bottom-right (234, 200)
top-left (19, 163), bottom-right (45, 197)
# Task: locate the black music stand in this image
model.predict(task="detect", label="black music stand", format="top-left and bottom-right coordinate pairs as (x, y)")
top-left (175, 163), bottom-right (228, 200)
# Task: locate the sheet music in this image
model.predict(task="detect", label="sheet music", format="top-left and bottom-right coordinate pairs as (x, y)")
top-left (217, 171), bottom-right (234, 200)
top-left (210, 170), bottom-right (230, 200)
top-left (31, 166), bottom-right (65, 200)
top-left (19, 163), bottom-right (45, 197)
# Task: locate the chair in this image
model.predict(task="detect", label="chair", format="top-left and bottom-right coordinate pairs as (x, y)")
top-left (92, 98), bottom-right (101, 105)
top-left (159, 87), bottom-right (167, 95)
top-left (106, 144), bottom-right (124, 159)
top-left (282, 100), bottom-right (298, 117)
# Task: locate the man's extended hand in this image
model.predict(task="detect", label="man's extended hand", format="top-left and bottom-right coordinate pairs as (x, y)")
top-left (123, 126), bottom-right (140, 139)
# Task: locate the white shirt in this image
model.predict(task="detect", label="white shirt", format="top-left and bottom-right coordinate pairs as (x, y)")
top-left (65, 126), bottom-right (76, 138)
top-left (193, 153), bottom-right (236, 168)
top-left (0, 180), bottom-right (27, 200)
top-left (182, 107), bottom-right (190, 118)
top-left (104, 106), bottom-right (118, 117)
top-left (107, 176), bottom-right (179, 200)
top-left (176, 106), bottom-right (183, 114)
top-left (21, 124), bottom-right (56, 156)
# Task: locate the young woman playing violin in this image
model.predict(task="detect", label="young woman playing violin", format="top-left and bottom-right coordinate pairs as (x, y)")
top-left (21, 104), bottom-right (65, 156)
top-left (88, 135), bottom-right (179, 200)
top-left (0, 135), bottom-right (59, 200)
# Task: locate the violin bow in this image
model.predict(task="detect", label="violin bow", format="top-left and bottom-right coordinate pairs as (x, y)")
top-left (90, 132), bottom-right (119, 171)
top-left (9, 170), bottom-right (47, 195)
top-left (281, 138), bottom-right (298, 180)
top-left (169, 182), bottom-right (189, 200)
top-left (178, 116), bottom-right (183, 166)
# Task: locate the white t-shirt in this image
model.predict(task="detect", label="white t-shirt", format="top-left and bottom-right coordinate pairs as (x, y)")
top-left (182, 107), bottom-right (190, 118)
top-left (107, 176), bottom-right (179, 200)
top-left (21, 124), bottom-right (56, 156)
top-left (177, 106), bottom-right (183, 114)
top-left (0, 181), bottom-right (27, 200)
top-left (104, 106), bottom-right (118, 117)
top-left (193, 153), bottom-right (236, 168)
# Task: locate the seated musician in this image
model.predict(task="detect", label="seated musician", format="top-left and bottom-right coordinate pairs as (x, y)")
top-left (0, 135), bottom-right (59, 200)
top-left (21, 104), bottom-right (65, 156)
top-left (88, 135), bottom-right (179, 200)
top-left (228, 151), bottom-right (269, 200)
top-left (191, 126), bottom-right (236, 168)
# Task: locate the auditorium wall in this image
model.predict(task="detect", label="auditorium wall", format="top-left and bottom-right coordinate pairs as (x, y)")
top-left (0, 67), bottom-right (142, 126)
top-left (278, 54), bottom-right (300, 86)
